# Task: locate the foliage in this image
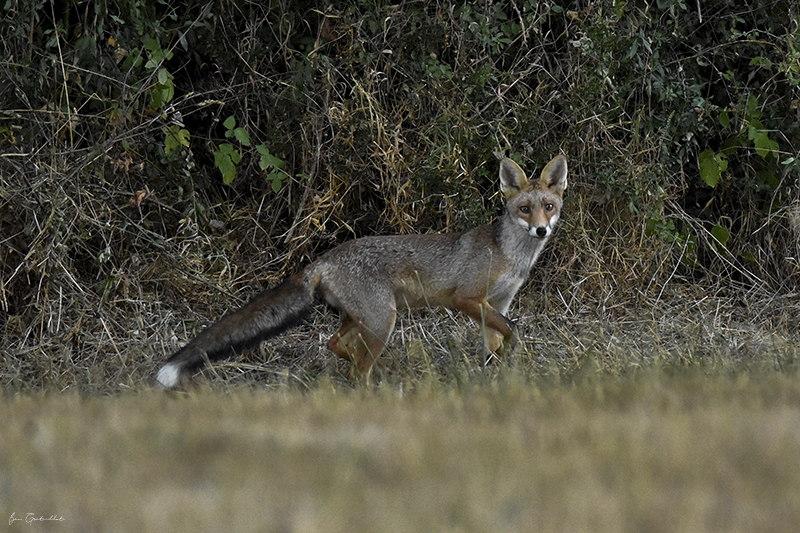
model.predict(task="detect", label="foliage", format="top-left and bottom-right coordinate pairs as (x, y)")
top-left (214, 116), bottom-right (246, 185)
top-left (257, 146), bottom-right (291, 193)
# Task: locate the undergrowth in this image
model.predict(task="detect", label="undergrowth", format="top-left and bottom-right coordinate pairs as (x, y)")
top-left (1, 1), bottom-right (799, 393)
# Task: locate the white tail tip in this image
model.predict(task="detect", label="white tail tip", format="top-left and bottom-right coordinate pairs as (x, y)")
top-left (156, 363), bottom-right (182, 388)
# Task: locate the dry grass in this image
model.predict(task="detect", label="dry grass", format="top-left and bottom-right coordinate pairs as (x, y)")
top-left (2, 370), bottom-right (800, 532)
top-left (3, 252), bottom-right (799, 532)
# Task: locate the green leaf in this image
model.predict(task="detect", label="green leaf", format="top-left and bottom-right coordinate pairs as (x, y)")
top-left (753, 130), bottom-right (779, 158)
top-left (143, 38), bottom-right (171, 68)
top-left (749, 56), bottom-right (772, 70)
top-left (233, 127), bottom-right (250, 146)
top-left (144, 38), bottom-right (162, 69)
top-left (144, 37), bottom-right (159, 53)
top-left (221, 144), bottom-right (241, 164)
top-left (698, 148), bottom-right (724, 188)
top-left (747, 120), bottom-right (764, 140)
top-left (213, 147), bottom-right (226, 165)
top-left (718, 153), bottom-right (728, 173)
top-left (163, 125), bottom-right (190, 156)
top-left (214, 153), bottom-right (236, 184)
top-left (221, 165), bottom-right (236, 184)
top-left (150, 70), bottom-right (174, 109)
top-left (214, 143), bottom-right (241, 184)
top-left (745, 95), bottom-right (761, 121)
top-left (718, 110), bottom-right (730, 128)
top-left (257, 145), bottom-right (285, 170)
top-left (711, 224), bottom-right (729, 248)
top-left (268, 171), bottom-right (285, 193)
top-left (223, 116), bottom-right (236, 130)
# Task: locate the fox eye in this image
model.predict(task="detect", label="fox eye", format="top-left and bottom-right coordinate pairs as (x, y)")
top-left (519, 205), bottom-right (531, 214)
top-left (544, 203), bottom-right (554, 212)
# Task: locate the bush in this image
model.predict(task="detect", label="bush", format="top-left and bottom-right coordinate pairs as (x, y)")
top-left (1, 0), bottom-right (798, 391)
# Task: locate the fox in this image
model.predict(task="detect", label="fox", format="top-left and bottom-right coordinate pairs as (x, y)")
top-left (156, 155), bottom-right (567, 388)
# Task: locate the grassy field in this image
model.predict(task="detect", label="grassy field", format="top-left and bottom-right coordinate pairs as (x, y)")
top-left (3, 288), bottom-right (800, 532)
top-left (3, 3), bottom-right (800, 531)
top-left (3, 313), bottom-right (800, 532)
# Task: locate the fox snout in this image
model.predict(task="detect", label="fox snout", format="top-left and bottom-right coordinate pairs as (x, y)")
top-left (533, 225), bottom-right (550, 238)
top-left (524, 207), bottom-right (559, 238)
top-left (514, 218), bottom-right (554, 238)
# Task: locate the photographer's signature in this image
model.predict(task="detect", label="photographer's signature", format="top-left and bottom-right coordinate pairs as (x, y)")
top-left (9, 513), bottom-right (65, 526)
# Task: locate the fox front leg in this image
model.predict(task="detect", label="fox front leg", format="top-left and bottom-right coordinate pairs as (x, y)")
top-left (484, 318), bottom-right (518, 355)
top-left (451, 295), bottom-right (517, 356)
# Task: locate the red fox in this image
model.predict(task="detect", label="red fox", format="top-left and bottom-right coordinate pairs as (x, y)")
top-left (156, 155), bottom-right (567, 387)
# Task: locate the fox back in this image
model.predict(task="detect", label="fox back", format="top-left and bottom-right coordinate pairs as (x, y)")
top-left (157, 156), bottom-right (567, 387)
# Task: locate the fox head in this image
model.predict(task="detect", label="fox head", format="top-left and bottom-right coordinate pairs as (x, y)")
top-left (499, 155), bottom-right (568, 238)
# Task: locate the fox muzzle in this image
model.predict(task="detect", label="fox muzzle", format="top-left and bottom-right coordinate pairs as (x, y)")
top-left (529, 225), bottom-right (551, 238)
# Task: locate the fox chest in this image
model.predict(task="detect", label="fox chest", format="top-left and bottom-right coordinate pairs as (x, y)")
top-left (489, 270), bottom-right (527, 304)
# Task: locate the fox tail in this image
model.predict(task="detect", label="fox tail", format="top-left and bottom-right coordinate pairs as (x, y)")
top-left (156, 273), bottom-right (314, 388)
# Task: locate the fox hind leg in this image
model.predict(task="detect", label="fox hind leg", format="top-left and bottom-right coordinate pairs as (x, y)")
top-left (318, 271), bottom-right (398, 379)
top-left (327, 316), bottom-right (360, 364)
top-left (328, 310), bottom-right (396, 380)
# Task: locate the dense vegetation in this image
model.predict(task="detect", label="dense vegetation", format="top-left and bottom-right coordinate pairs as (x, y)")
top-left (1, 1), bottom-right (798, 391)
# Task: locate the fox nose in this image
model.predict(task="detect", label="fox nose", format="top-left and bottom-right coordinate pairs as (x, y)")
top-left (535, 226), bottom-right (548, 238)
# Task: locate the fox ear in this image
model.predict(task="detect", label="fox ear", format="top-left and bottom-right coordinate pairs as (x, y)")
top-left (539, 155), bottom-right (567, 197)
top-left (499, 158), bottom-right (529, 197)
